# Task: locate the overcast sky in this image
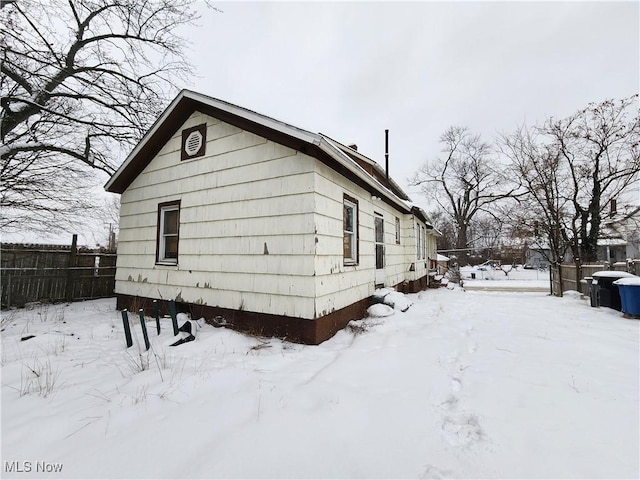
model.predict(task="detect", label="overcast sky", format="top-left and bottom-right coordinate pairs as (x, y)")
top-left (184, 0), bottom-right (639, 207)
top-left (10, 1), bottom-right (638, 246)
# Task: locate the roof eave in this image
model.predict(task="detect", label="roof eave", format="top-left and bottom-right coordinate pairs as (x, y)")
top-left (317, 137), bottom-right (413, 213)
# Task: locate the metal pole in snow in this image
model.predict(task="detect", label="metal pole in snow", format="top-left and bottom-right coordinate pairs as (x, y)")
top-left (169, 300), bottom-right (179, 336)
top-left (153, 300), bottom-right (160, 335)
top-left (121, 310), bottom-right (133, 348)
top-left (138, 309), bottom-right (150, 351)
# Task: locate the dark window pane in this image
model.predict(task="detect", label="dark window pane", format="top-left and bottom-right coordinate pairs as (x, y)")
top-left (376, 244), bottom-right (384, 269)
top-left (164, 209), bottom-right (179, 235)
top-left (164, 236), bottom-right (178, 259)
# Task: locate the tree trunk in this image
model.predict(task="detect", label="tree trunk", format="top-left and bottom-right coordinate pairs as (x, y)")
top-left (457, 224), bottom-right (469, 266)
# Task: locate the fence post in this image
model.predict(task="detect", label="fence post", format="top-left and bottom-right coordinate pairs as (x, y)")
top-left (121, 309), bottom-right (133, 348)
top-left (138, 309), bottom-right (150, 351)
top-left (153, 300), bottom-right (160, 335)
top-left (169, 299), bottom-right (179, 336)
top-left (65, 234), bottom-right (78, 302)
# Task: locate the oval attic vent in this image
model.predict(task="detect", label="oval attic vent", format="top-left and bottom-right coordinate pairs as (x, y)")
top-left (184, 131), bottom-right (203, 156)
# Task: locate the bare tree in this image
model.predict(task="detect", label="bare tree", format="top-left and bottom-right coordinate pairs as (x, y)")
top-left (500, 95), bottom-right (639, 294)
top-left (426, 209), bottom-right (456, 251)
top-left (0, 0), bottom-right (208, 234)
top-left (411, 126), bottom-right (519, 265)
top-left (544, 95), bottom-right (640, 263)
top-left (500, 126), bottom-right (572, 273)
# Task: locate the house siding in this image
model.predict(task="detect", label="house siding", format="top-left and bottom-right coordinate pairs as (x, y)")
top-left (312, 161), bottom-right (419, 317)
top-left (114, 105), bottom-right (438, 342)
top-left (116, 112), bottom-right (318, 319)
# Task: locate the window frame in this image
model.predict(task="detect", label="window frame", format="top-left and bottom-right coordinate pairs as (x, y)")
top-left (343, 194), bottom-right (359, 265)
top-left (156, 200), bottom-right (181, 265)
top-left (395, 216), bottom-right (401, 244)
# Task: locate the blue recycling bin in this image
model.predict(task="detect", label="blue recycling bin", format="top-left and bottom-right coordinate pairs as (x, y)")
top-left (613, 277), bottom-right (640, 317)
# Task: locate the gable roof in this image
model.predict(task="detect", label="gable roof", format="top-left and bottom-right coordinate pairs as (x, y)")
top-left (105, 89), bottom-right (428, 221)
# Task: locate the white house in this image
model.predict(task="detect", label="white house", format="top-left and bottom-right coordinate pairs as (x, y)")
top-left (598, 204), bottom-right (640, 262)
top-left (105, 90), bottom-right (438, 344)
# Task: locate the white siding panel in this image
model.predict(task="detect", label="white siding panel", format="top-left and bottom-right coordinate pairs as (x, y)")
top-left (123, 144), bottom-right (303, 204)
top-left (177, 254), bottom-right (314, 276)
top-left (114, 281), bottom-right (315, 318)
top-left (117, 226), bottom-right (157, 242)
top-left (312, 160), bottom-right (417, 317)
top-left (116, 111), bottom-right (319, 318)
top-left (116, 267), bottom-right (315, 298)
top-left (184, 213), bottom-right (314, 239)
top-left (314, 283), bottom-right (371, 317)
top-left (178, 234), bottom-right (316, 257)
top-left (116, 241), bottom-right (157, 258)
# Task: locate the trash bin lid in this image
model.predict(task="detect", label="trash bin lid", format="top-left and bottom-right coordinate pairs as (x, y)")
top-left (592, 271), bottom-right (637, 278)
top-left (613, 277), bottom-right (640, 286)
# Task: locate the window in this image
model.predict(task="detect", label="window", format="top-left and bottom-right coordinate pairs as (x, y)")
top-left (343, 195), bottom-right (358, 265)
top-left (157, 201), bottom-right (180, 264)
top-left (395, 217), bottom-right (401, 244)
top-left (416, 222), bottom-right (421, 259)
top-left (422, 226), bottom-right (426, 260)
top-left (375, 213), bottom-right (384, 269)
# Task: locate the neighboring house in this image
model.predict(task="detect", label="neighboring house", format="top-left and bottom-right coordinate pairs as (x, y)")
top-left (598, 204), bottom-right (640, 262)
top-left (105, 90), bottom-right (438, 344)
top-left (435, 254), bottom-right (449, 275)
top-left (525, 242), bottom-right (552, 268)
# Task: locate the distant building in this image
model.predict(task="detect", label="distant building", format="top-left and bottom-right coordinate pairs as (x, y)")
top-left (436, 253), bottom-right (450, 275)
top-left (526, 242), bottom-right (552, 268)
top-left (598, 204), bottom-right (640, 262)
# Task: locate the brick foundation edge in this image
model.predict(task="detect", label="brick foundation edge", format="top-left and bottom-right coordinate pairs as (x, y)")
top-left (116, 294), bottom-right (369, 345)
top-left (115, 275), bottom-right (429, 345)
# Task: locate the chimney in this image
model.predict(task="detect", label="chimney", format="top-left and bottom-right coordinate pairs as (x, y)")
top-left (385, 129), bottom-right (389, 182)
top-left (610, 199), bottom-right (617, 217)
top-left (347, 143), bottom-right (358, 151)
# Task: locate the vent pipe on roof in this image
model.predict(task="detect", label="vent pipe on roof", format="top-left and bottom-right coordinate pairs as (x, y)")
top-left (385, 129), bottom-right (389, 182)
top-left (348, 143), bottom-right (358, 151)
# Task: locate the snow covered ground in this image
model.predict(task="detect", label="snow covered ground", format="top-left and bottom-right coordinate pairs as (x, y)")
top-left (460, 265), bottom-right (551, 292)
top-left (1, 287), bottom-right (638, 479)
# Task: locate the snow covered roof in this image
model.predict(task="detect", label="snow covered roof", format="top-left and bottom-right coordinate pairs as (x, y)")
top-left (105, 90), bottom-right (418, 215)
top-left (597, 238), bottom-right (628, 246)
top-left (437, 254), bottom-right (450, 262)
top-left (528, 241), bottom-right (551, 251)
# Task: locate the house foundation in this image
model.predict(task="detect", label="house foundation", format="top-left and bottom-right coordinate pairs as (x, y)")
top-left (116, 293), bottom-right (371, 345)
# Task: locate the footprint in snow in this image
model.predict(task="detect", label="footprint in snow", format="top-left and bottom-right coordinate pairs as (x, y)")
top-left (442, 413), bottom-right (484, 447)
top-left (440, 394), bottom-right (459, 410)
top-left (451, 377), bottom-right (462, 392)
top-left (420, 464), bottom-right (449, 479)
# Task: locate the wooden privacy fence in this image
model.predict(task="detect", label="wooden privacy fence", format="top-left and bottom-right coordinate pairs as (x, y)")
top-left (551, 260), bottom-right (640, 297)
top-left (1, 235), bottom-right (116, 309)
